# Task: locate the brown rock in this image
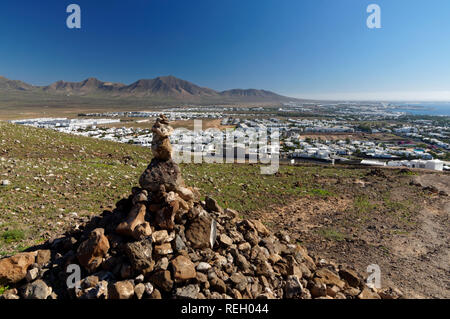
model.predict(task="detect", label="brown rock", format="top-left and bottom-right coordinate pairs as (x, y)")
top-left (155, 203), bottom-right (177, 231)
top-left (109, 281), bottom-right (135, 299)
top-left (294, 245), bottom-right (316, 271)
top-left (255, 260), bottom-right (274, 277)
top-left (134, 283), bottom-right (146, 299)
top-left (210, 277), bottom-right (227, 294)
top-left (250, 220), bottom-right (270, 236)
top-left (315, 268), bottom-right (345, 289)
top-left (150, 270), bottom-right (173, 292)
top-left (285, 275), bottom-right (303, 299)
top-left (76, 228), bottom-right (110, 272)
top-left (124, 237), bottom-right (154, 272)
top-left (176, 186), bottom-right (195, 202)
top-left (326, 285), bottom-right (341, 297)
top-left (310, 281), bottom-right (327, 298)
top-left (152, 230), bottom-right (171, 244)
top-left (139, 158), bottom-right (184, 193)
top-left (223, 208), bottom-right (239, 222)
top-left (36, 249), bottom-right (51, 266)
top-left (81, 275), bottom-right (99, 289)
top-left (132, 222), bottom-right (152, 240)
top-left (229, 273), bottom-right (247, 291)
top-left (219, 234), bottom-right (233, 247)
top-left (338, 267), bottom-right (360, 288)
top-left (132, 190), bottom-right (148, 205)
top-left (205, 196), bottom-right (223, 213)
top-left (154, 243), bottom-right (173, 255)
top-left (0, 252), bottom-right (36, 285)
top-left (358, 287), bottom-right (381, 299)
top-left (378, 287), bottom-right (403, 299)
top-left (151, 114), bottom-right (174, 160)
top-left (23, 279), bottom-right (52, 299)
top-left (344, 287), bottom-right (361, 297)
top-left (185, 215), bottom-right (215, 249)
top-left (171, 255), bottom-right (196, 282)
top-left (116, 204), bottom-right (147, 237)
top-left (1, 288), bottom-right (20, 299)
top-left (149, 288), bottom-right (162, 299)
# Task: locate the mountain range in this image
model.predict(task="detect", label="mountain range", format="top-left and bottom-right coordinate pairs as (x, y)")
top-left (0, 75), bottom-right (296, 103)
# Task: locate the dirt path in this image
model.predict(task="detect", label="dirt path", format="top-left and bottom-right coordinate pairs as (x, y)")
top-left (254, 171), bottom-right (450, 298)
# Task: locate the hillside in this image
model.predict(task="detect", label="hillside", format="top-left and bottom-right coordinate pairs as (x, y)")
top-left (0, 76), bottom-right (33, 91)
top-left (0, 122), bottom-right (448, 298)
top-left (0, 75), bottom-right (297, 103)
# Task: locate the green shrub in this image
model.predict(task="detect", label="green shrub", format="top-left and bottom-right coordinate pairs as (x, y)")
top-left (1, 229), bottom-right (25, 243)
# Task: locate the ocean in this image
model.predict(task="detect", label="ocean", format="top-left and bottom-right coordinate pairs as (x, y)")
top-left (393, 102), bottom-right (450, 116)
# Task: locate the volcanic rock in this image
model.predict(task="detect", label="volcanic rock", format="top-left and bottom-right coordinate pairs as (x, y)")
top-left (175, 284), bottom-right (200, 299)
top-left (338, 267), bottom-right (360, 288)
top-left (151, 114), bottom-right (173, 161)
top-left (151, 270), bottom-right (173, 292)
top-left (116, 203), bottom-right (147, 237)
top-left (36, 249), bottom-right (51, 266)
top-left (205, 196), bottom-right (223, 213)
top-left (134, 283), bottom-right (146, 299)
top-left (23, 280), bottom-right (52, 299)
top-left (139, 158), bottom-right (184, 193)
top-left (171, 255), bottom-right (196, 282)
top-left (185, 215), bottom-right (216, 249)
top-left (109, 280), bottom-right (135, 299)
top-left (0, 252), bottom-right (36, 285)
top-left (285, 275), bottom-right (303, 299)
top-left (358, 287), bottom-right (381, 299)
top-left (124, 237), bottom-right (154, 273)
top-left (76, 228), bottom-right (110, 272)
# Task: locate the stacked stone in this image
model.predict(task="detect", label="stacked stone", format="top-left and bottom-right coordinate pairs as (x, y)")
top-left (0, 115), bottom-right (403, 300)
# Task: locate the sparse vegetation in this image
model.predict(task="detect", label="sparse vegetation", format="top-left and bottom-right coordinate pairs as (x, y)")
top-left (354, 195), bottom-right (377, 216)
top-left (0, 285), bottom-right (10, 295)
top-left (316, 227), bottom-right (347, 241)
top-left (1, 229), bottom-right (25, 244)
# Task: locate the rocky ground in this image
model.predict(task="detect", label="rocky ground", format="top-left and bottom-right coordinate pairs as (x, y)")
top-left (253, 169), bottom-right (450, 298)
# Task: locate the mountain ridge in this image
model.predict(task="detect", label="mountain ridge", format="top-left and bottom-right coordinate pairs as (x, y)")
top-left (0, 75), bottom-right (297, 102)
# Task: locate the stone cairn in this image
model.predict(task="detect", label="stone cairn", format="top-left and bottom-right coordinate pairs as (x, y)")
top-left (0, 114), bottom-right (403, 300)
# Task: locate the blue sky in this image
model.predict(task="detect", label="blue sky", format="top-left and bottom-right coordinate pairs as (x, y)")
top-left (1, 0), bottom-right (450, 101)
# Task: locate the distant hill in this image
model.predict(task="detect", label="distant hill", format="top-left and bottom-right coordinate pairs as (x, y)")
top-left (0, 75), bottom-right (298, 103)
top-left (0, 76), bottom-right (33, 91)
top-left (43, 77), bottom-right (126, 95)
top-left (121, 76), bottom-right (217, 97)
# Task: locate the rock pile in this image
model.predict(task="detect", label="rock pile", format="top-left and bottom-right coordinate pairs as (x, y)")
top-left (0, 115), bottom-right (402, 300)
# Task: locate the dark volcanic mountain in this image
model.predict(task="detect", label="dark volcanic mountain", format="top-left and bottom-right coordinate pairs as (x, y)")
top-left (0, 76), bottom-right (33, 91)
top-left (122, 76), bottom-right (217, 97)
top-left (0, 75), bottom-right (297, 102)
top-left (43, 77), bottom-right (126, 95)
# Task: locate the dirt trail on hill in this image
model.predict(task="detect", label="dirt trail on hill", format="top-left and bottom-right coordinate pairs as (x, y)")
top-left (254, 171), bottom-right (450, 298)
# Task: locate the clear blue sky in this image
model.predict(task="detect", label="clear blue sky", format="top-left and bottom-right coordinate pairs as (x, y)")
top-left (1, 0), bottom-right (450, 101)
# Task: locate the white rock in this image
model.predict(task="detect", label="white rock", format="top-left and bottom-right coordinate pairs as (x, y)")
top-left (26, 268), bottom-right (39, 282)
top-left (196, 262), bottom-right (212, 272)
top-left (1, 180), bottom-right (10, 186)
top-left (144, 282), bottom-right (154, 295)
